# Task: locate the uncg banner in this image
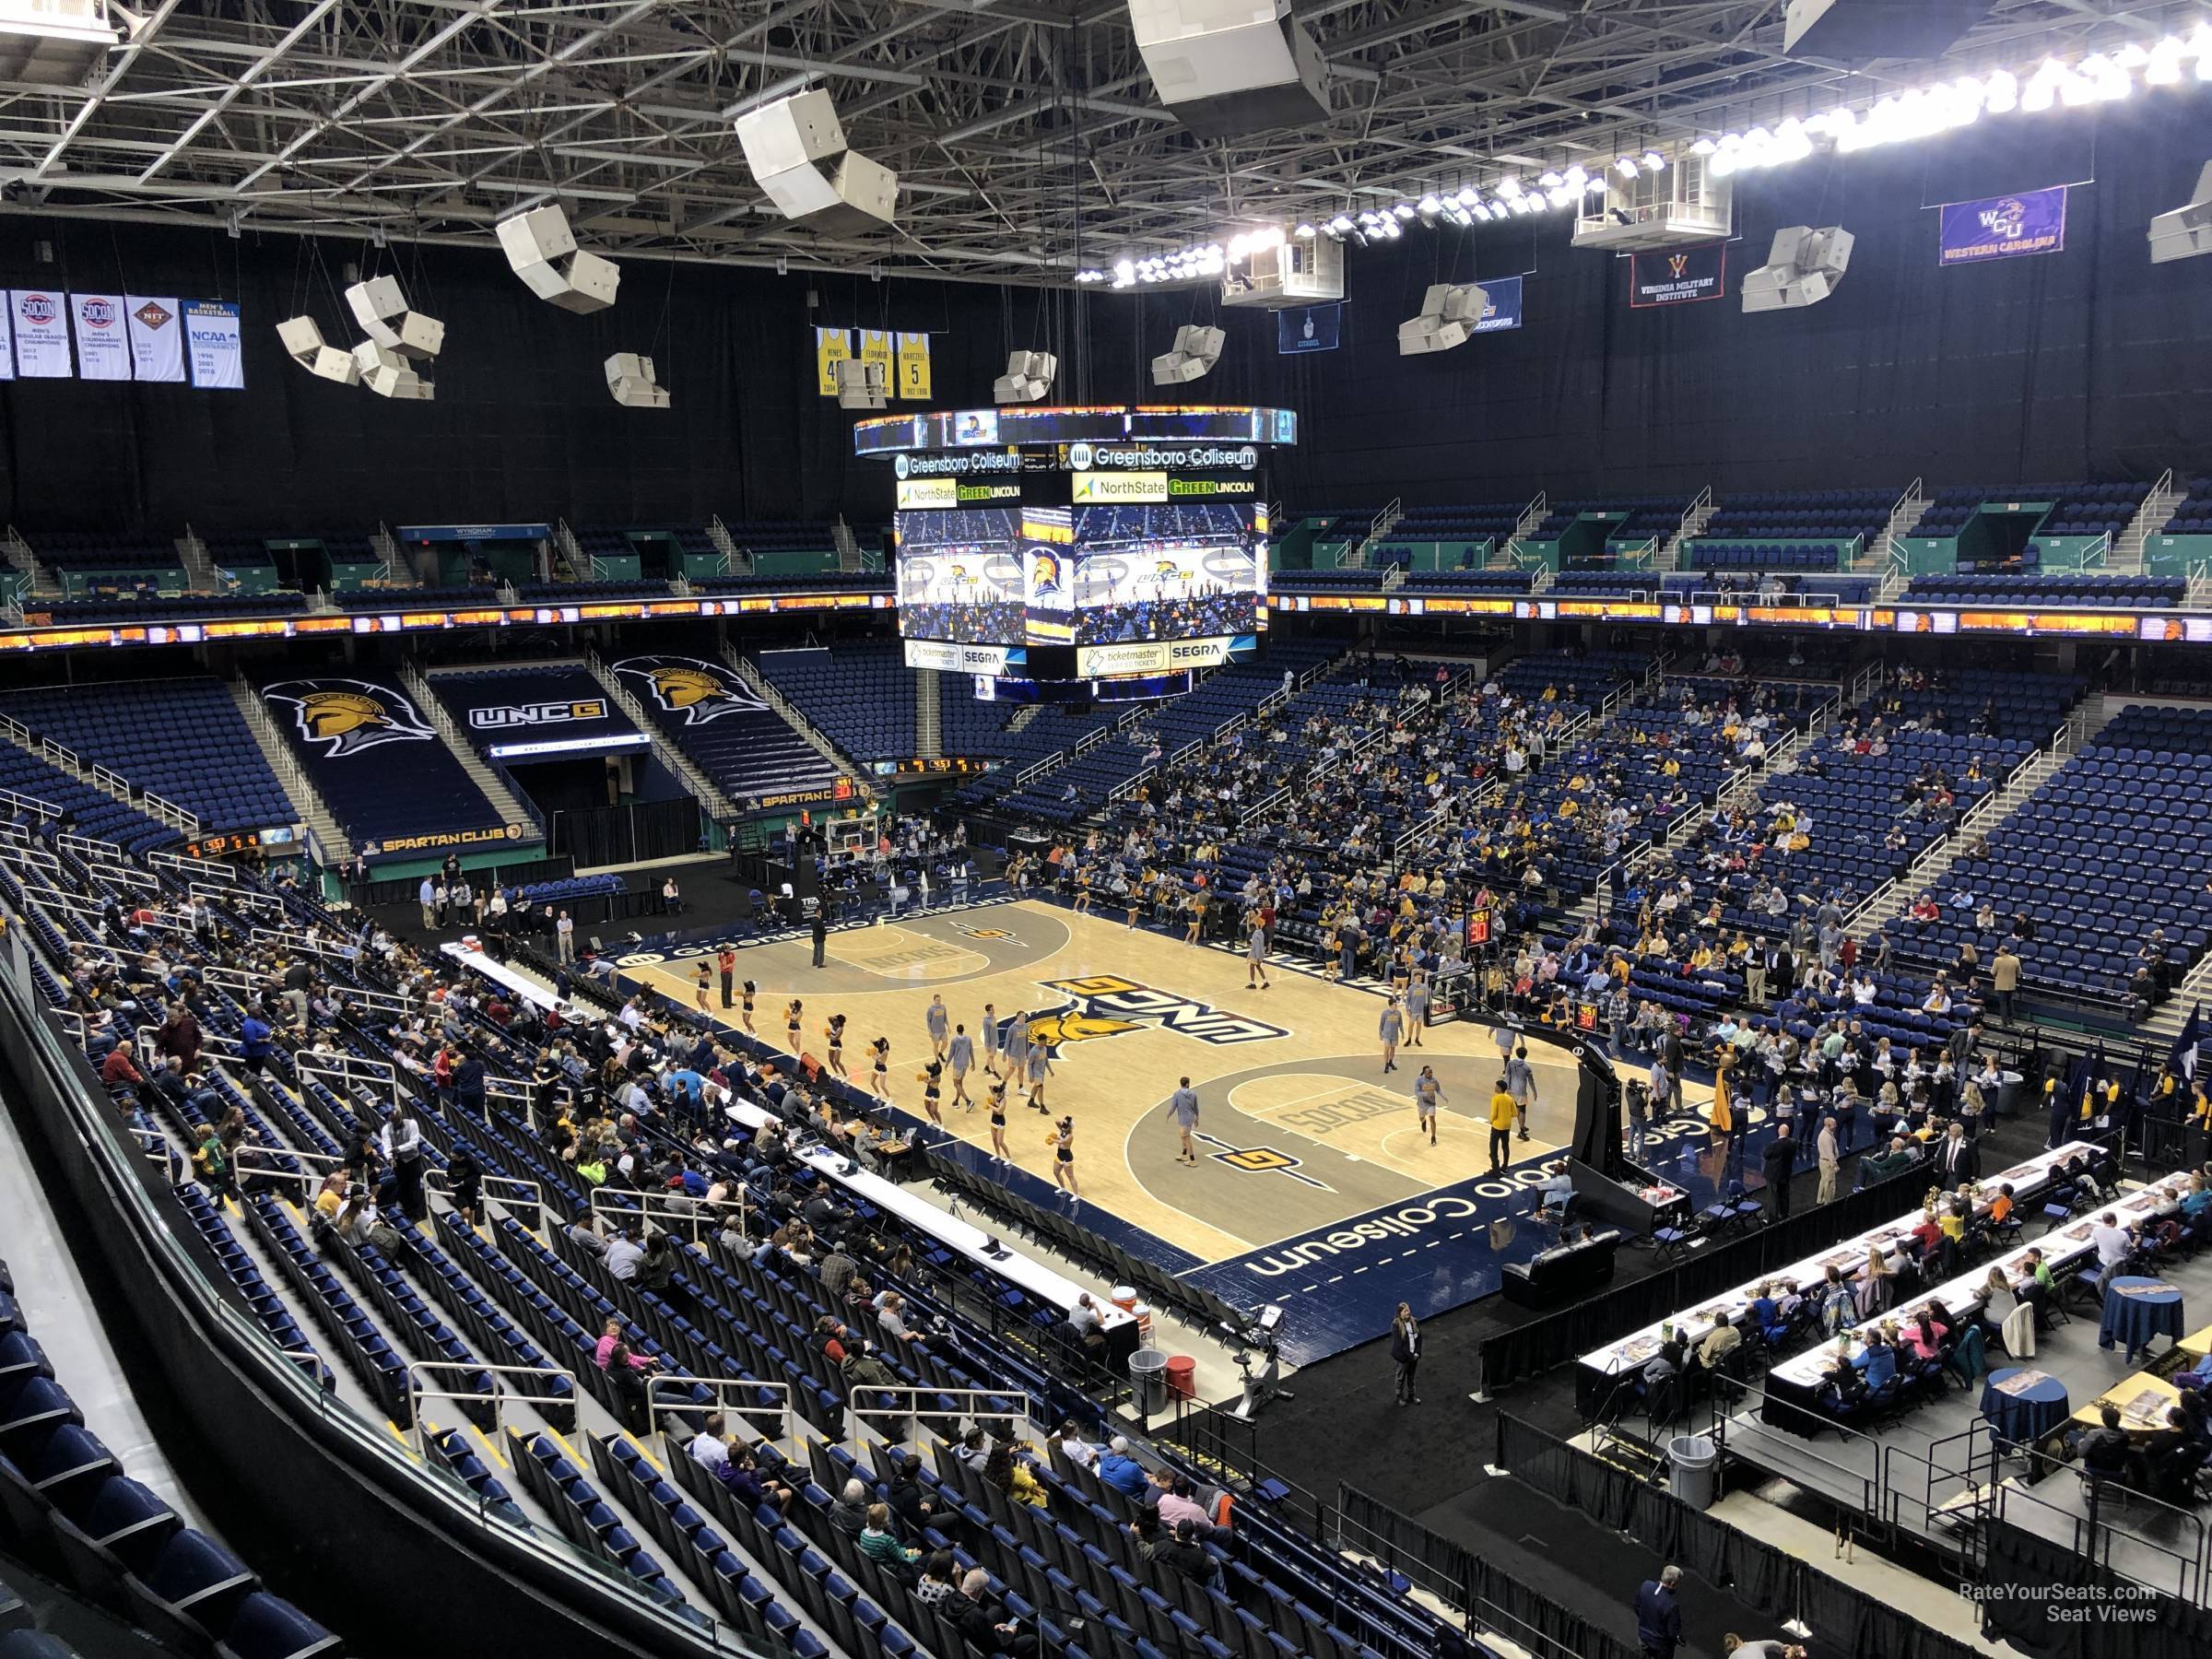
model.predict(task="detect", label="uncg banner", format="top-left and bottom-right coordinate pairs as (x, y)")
top-left (1629, 243), bottom-right (1726, 308)
top-left (1938, 184), bottom-right (2067, 265)
top-left (896, 330), bottom-right (932, 400)
top-left (814, 324), bottom-right (853, 395)
top-left (434, 668), bottom-right (650, 761)
top-left (1471, 274), bottom-right (1524, 334)
top-left (1277, 303), bottom-right (1340, 354)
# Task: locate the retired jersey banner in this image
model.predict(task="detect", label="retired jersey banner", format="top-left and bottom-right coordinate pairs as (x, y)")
top-left (858, 327), bottom-right (894, 381)
top-left (11, 290), bottom-right (72, 376)
top-left (1629, 244), bottom-right (1725, 308)
top-left (814, 324), bottom-right (853, 395)
top-left (71, 293), bottom-right (130, 381)
top-left (895, 331), bottom-right (932, 400)
top-left (183, 300), bottom-right (243, 389)
top-left (1938, 185), bottom-right (2067, 265)
top-left (124, 295), bottom-right (185, 382)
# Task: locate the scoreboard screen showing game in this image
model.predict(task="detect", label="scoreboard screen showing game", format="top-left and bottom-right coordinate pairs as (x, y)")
top-left (893, 504), bottom-right (1024, 645)
top-left (1066, 501), bottom-right (1264, 646)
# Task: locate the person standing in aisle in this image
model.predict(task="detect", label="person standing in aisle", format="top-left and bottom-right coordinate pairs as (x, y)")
top-left (1379, 996), bottom-right (1405, 1074)
top-left (717, 947), bottom-right (737, 1009)
top-left (1488, 1077), bottom-right (1516, 1174)
top-left (1390, 1303), bottom-right (1422, 1405)
top-left (811, 907), bottom-right (829, 969)
top-left (1635, 1566), bottom-right (1685, 1659)
top-left (1817, 1114), bottom-right (1841, 1206)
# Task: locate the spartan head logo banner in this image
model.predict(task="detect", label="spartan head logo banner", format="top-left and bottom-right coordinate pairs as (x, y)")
top-left (264, 678), bottom-right (436, 758)
top-left (612, 654), bottom-right (769, 727)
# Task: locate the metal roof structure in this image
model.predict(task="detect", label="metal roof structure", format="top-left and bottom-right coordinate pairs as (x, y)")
top-left (0, 0), bottom-right (2188, 286)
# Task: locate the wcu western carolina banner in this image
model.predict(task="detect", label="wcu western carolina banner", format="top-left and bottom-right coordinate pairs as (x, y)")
top-left (1938, 185), bottom-right (2067, 265)
top-left (1629, 244), bottom-right (1725, 307)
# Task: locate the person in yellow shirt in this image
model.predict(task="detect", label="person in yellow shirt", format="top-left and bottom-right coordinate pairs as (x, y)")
top-left (1488, 1080), bottom-right (1517, 1174)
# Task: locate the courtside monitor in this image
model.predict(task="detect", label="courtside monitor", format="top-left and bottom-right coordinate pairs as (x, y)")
top-left (860, 405), bottom-right (1294, 690)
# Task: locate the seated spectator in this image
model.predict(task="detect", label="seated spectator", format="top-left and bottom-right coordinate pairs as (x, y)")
top-left (942, 1567), bottom-right (1039, 1659)
top-left (1148, 1469), bottom-right (1218, 1535)
top-left (829, 1477), bottom-right (869, 1537)
top-left (858, 1502), bottom-right (921, 1579)
top-left (1097, 1435), bottom-right (1147, 1498)
top-left (913, 1551), bottom-right (959, 1608)
top-left (717, 1447), bottom-right (794, 1512)
top-left (985, 1442), bottom-right (1048, 1509)
top-left (2078, 1404), bottom-right (2133, 1481)
top-left (688, 1411), bottom-right (734, 1473)
top-left (1151, 1517), bottom-right (1219, 1588)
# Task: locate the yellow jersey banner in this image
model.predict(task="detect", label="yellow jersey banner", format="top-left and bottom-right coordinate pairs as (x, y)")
top-left (895, 331), bottom-right (932, 401)
top-left (858, 328), bottom-right (894, 378)
top-left (814, 326), bottom-right (853, 396)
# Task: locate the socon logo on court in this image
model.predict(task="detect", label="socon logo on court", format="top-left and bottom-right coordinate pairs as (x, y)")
top-left (1034, 975), bottom-right (1288, 1047)
top-left (263, 678), bottom-right (436, 757)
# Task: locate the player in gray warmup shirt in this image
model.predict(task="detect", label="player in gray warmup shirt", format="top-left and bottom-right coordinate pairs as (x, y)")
top-left (980, 1003), bottom-right (1003, 1076)
top-left (1505, 1044), bottom-right (1536, 1140)
top-left (1413, 1065), bottom-right (1445, 1146)
top-left (947, 1025), bottom-right (974, 1109)
top-left (1379, 998), bottom-right (1405, 1074)
top-left (1405, 977), bottom-right (1432, 1046)
top-left (1170, 1077), bottom-right (1202, 1163)
top-left (1025, 1037), bottom-right (1052, 1112)
top-left (925, 994), bottom-right (949, 1058)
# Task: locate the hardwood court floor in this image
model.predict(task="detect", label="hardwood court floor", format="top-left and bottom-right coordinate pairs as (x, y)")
top-left (624, 901), bottom-right (1603, 1265)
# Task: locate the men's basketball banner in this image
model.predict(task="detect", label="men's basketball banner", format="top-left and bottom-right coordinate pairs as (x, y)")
top-left (1937, 185), bottom-right (2067, 265)
top-left (183, 300), bottom-right (244, 389)
top-left (11, 291), bottom-right (72, 376)
top-left (1629, 245), bottom-right (1725, 307)
top-left (71, 293), bottom-right (130, 381)
top-left (895, 331), bottom-right (932, 400)
top-left (125, 295), bottom-right (186, 382)
top-left (814, 325), bottom-right (853, 395)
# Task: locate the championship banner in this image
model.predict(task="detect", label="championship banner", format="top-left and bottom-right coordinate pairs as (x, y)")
top-left (895, 330), bottom-right (932, 399)
top-left (814, 325), bottom-right (853, 395)
top-left (1938, 185), bottom-right (2067, 265)
top-left (1471, 274), bottom-right (1524, 334)
top-left (10, 290), bottom-right (72, 377)
top-left (1277, 303), bottom-right (1339, 354)
top-left (70, 293), bottom-right (130, 381)
top-left (0, 297), bottom-right (13, 381)
top-left (124, 295), bottom-right (185, 382)
top-left (1629, 245), bottom-right (1725, 307)
top-left (183, 300), bottom-right (243, 389)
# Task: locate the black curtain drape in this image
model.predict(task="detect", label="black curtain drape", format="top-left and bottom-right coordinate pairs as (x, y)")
top-left (1981, 1519), bottom-right (2212, 1659)
top-left (546, 797), bottom-right (701, 869)
top-left (1495, 1416), bottom-right (1990, 1659)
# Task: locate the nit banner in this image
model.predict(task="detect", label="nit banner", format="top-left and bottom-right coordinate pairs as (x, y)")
top-left (1937, 185), bottom-right (2067, 265)
top-left (814, 325), bottom-right (853, 395)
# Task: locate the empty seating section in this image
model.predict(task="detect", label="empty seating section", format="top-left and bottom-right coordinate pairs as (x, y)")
top-left (1391, 569), bottom-right (1532, 593)
top-left (690, 572), bottom-right (888, 593)
top-left (627, 665), bottom-right (840, 804)
top-left (334, 585), bottom-right (493, 611)
top-left (1277, 569), bottom-right (1384, 589)
top-left (1895, 704), bottom-right (2212, 1003)
top-left (1902, 572), bottom-right (2185, 607)
top-left (949, 707), bottom-right (1121, 813)
top-left (2166, 477), bottom-right (2212, 534)
top-left (1697, 488), bottom-right (1894, 545)
top-left (755, 644), bottom-right (916, 762)
top-left (5, 679), bottom-right (293, 830)
top-left (1682, 543), bottom-right (1841, 572)
top-left (1875, 667), bottom-right (2081, 743)
top-left (14, 594), bottom-right (299, 625)
top-left (1537, 495), bottom-right (1685, 544)
top-left (936, 674), bottom-right (1018, 758)
top-left (517, 580), bottom-right (671, 601)
top-left (2033, 481), bottom-right (2148, 542)
top-left (27, 534), bottom-right (183, 576)
top-left (1392, 500), bottom-right (1524, 544)
top-left (0, 743), bottom-right (176, 851)
top-left (254, 672), bottom-right (504, 851)
top-left (0, 1255), bottom-right (342, 1657)
top-left (722, 521), bottom-right (836, 558)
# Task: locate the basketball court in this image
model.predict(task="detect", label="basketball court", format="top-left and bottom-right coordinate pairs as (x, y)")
top-left (617, 900), bottom-right (1720, 1360)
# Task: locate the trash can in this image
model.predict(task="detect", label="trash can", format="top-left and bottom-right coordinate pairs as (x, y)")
top-left (1129, 1348), bottom-right (1169, 1418)
top-left (1669, 1434), bottom-right (1718, 1511)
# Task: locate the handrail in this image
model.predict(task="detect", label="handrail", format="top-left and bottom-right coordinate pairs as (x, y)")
top-left (836, 1383), bottom-right (1048, 1454)
top-left (644, 1374), bottom-right (794, 1450)
top-left (589, 1182), bottom-right (750, 1246)
top-left (406, 1359), bottom-right (583, 1455)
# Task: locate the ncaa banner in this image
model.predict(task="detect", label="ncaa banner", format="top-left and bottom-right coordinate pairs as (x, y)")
top-left (183, 300), bottom-right (243, 389)
top-left (895, 330), bottom-right (932, 400)
top-left (1471, 274), bottom-right (1524, 334)
top-left (814, 324), bottom-right (853, 395)
top-left (1277, 303), bottom-right (1339, 354)
top-left (124, 295), bottom-right (185, 382)
top-left (11, 290), bottom-right (73, 377)
top-left (1629, 244), bottom-right (1726, 308)
top-left (1938, 185), bottom-right (2066, 265)
top-left (71, 293), bottom-right (130, 381)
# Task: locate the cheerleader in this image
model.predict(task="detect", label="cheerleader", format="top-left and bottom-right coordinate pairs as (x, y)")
top-left (986, 1076), bottom-right (1011, 1163)
top-left (1049, 1115), bottom-right (1079, 1198)
top-left (919, 1058), bottom-right (945, 1125)
top-left (868, 1036), bottom-right (890, 1100)
top-left (739, 980), bottom-right (757, 1036)
top-left (783, 999), bottom-right (803, 1054)
top-left (823, 1013), bottom-right (848, 1078)
top-left (692, 962), bottom-right (712, 1016)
